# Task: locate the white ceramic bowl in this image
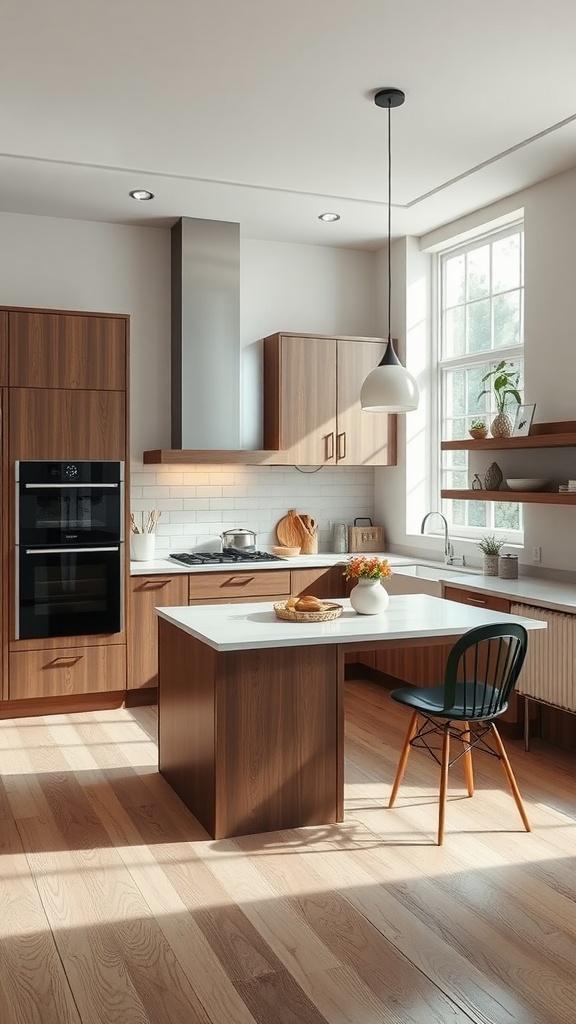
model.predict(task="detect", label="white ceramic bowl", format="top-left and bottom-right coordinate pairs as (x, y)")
top-left (506, 478), bottom-right (549, 491)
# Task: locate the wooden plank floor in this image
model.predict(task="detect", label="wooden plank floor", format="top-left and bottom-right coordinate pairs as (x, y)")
top-left (1, 678), bottom-right (575, 1024)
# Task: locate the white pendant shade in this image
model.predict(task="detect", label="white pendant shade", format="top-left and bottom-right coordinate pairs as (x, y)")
top-left (360, 363), bottom-right (419, 413)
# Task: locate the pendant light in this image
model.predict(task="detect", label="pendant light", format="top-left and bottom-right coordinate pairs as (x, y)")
top-left (361, 88), bottom-right (419, 413)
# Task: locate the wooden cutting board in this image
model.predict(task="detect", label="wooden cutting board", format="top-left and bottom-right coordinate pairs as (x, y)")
top-left (276, 509), bottom-right (318, 553)
top-left (276, 510), bottom-right (305, 547)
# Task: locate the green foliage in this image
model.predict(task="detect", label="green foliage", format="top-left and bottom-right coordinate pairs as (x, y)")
top-left (477, 534), bottom-right (507, 555)
top-left (477, 360), bottom-right (521, 414)
top-left (470, 418), bottom-right (486, 430)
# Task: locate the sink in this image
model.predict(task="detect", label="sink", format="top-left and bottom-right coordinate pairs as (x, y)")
top-left (386, 563), bottom-right (480, 598)
top-left (396, 564), bottom-right (480, 581)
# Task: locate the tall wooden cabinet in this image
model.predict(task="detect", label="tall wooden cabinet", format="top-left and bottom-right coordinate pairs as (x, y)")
top-left (263, 332), bottom-right (397, 466)
top-left (1, 305), bottom-right (130, 714)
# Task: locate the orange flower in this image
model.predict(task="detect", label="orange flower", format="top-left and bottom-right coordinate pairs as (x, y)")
top-left (343, 556), bottom-right (393, 581)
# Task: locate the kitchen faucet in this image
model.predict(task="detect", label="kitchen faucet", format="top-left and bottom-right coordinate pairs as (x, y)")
top-left (420, 511), bottom-right (465, 566)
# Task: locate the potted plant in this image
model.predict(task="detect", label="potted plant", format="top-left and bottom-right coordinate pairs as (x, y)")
top-left (343, 556), bottom-right (393, 614)
top-left (469, 418), bottom-right (488, 440)
top-left (478, 534), bottom-right (506, 576)
top-left (477, 360), bottom-right (522, 438)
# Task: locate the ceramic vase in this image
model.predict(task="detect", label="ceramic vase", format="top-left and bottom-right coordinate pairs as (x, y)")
top-left (349, 579), bottom-right (390, 615)
top-left (483, 554), bottom-right (499, 576)
top-left (490, 411), bottom-right (513, 438)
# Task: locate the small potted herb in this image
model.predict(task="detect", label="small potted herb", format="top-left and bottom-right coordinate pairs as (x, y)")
top-left (469, 418), bottom-right (488, 440)
top-left (478, 534), bottom-right (506, 576)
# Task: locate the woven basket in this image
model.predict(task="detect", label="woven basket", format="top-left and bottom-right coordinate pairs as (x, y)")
top-left (274, 602), bottom-right (343, 623)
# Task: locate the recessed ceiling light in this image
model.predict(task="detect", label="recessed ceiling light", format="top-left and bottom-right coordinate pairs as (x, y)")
top-left (129, 189), bottom-right (154, 201)
top-left (318, 212), bottom-right (340, 222)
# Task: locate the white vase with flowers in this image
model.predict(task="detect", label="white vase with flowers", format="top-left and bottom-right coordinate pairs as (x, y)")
top-left (343, 556), bottom-right (393, 615)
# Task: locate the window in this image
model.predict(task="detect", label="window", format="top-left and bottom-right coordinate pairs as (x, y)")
top-left (438, 223), bottom-right (524, 539)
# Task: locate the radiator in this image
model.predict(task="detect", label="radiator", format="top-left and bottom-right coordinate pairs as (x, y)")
top-left (512, 603), bottom-right (576, 712)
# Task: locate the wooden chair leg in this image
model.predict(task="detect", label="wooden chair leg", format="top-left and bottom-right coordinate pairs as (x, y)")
top-left (490, 724), bottom-right (531, 833)
top-left (389, 711), bottom-right (419, 808)
top-left (437, 723), bottom-right (451, 845)
top-left (461, 721), bottom-right (474, 797)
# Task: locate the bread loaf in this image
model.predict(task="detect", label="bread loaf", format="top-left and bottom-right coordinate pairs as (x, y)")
top-left (294, 595), bottom-right (324, 612)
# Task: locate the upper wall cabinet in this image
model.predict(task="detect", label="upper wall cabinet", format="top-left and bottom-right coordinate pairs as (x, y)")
top-left (8, 310), bottom-right (127, 390)
top-left (263, 332), bottom-right (397, 467)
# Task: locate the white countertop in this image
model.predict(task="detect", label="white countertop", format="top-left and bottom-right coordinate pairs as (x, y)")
top-left (132, 551), bottom-right (576, 613)
top-left (156, 594), bottom-right (546, 652)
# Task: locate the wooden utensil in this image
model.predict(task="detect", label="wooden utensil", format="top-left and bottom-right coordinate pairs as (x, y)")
top-left (296, 512), bottom-right (318, 554)
top-left (276, 509), bottom-right (306, 547)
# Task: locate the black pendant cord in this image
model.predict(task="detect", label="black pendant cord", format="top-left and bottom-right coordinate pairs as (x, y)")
top-left (380, 99), bottom-right (400, 368)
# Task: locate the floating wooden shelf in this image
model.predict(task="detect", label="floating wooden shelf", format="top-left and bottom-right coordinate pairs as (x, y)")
top-left (441, 489), bottom-right (576, 505)
top-left (441, 420), bottom-right (576, 451)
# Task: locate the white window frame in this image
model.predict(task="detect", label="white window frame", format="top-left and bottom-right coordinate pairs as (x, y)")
top-left (433, 221), bottom-right (525, 543)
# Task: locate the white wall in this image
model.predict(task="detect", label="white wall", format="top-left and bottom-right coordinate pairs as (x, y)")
top-left (0, 212), bottom-right (379, 554)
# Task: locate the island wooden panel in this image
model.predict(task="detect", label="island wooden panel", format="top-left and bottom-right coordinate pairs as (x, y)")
top-left (158, 618), bottom-right (341, 839)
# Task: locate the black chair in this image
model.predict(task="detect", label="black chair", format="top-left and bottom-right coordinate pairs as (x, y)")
top-left (388, 623), bottom-right (530, 845)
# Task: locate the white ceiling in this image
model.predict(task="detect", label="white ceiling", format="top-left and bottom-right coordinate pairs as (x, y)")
top-left (3, 0), bottom-right (576, 249)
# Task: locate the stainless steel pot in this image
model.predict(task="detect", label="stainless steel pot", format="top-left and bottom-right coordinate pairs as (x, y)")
top-left (221, 528), bottom-right (257, 551)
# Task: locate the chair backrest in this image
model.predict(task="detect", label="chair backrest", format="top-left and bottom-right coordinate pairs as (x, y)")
top-left (443, 623), bottom-right (528, 719)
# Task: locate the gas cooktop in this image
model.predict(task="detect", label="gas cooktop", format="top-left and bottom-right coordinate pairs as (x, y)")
top-left (169, 549), bottom-right (286, 566)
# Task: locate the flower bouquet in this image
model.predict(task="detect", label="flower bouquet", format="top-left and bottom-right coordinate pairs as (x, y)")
top-left (343, 555), bottom-right (393, 581)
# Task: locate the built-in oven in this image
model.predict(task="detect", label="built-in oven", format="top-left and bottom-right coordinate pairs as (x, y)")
top-left (15, 461), bottom-right (124, 640)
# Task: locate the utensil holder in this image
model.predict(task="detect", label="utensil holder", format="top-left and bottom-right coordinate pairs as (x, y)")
top-left (131, 533), bottom-right (156, 561)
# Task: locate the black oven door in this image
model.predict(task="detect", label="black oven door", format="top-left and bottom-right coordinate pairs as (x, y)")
top-left (17, 461), bottom-right (123, 546)
top-left (17, 546), bottom-right (123, 640)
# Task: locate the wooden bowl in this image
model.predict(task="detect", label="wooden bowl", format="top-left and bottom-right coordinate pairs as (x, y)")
top-left (272, 545), bottom-right (301, 557)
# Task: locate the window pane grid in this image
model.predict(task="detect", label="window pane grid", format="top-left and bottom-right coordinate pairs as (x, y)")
top-left (438, 223), bottom-right (524, 539)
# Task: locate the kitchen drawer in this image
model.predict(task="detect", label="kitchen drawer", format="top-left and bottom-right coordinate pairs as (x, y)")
top-left (9, 643), bottom-right (126, 700)
top-left (443, 586), bottom-right (511, 613)
top-left (189, 570), bottom-right (291, 602)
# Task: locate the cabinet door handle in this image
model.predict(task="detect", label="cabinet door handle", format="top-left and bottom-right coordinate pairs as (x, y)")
top-left (337, 432), bottom-right (346, 461)
top-left (48, 656), bottom-right (84, 668)
top-left (140, 580), bottom-right (169, 590)
top-left (223, 576), bottom-right (255, 587)
top-left (325, 432), bottom-right (335, 461)
top-left (467, 596), bottom-right (487, 605)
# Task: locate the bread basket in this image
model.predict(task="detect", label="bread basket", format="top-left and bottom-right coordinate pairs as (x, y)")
top-left (274, 602), bottom-right (343, 623)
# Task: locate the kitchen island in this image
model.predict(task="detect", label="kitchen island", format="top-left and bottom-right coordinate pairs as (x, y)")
top-left (156, 595), bottom-right (545, 839)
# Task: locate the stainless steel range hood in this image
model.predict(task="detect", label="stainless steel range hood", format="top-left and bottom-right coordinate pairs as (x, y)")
top-left (144, 216), bottom-right (281, 465)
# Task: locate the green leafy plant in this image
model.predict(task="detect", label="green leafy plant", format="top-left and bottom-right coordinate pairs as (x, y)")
top-left (470, 418), bottom-right (486, 430)
top-left (477, 534), bottom-right (506, 555)
top-left (477, 360), bottom-right (521, 414)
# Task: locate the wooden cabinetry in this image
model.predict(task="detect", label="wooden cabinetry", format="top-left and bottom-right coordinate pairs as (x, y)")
top-left (9, 643), bottom-right (126, 700)
top-left (291, 565), bottom-right (346, 599)
top-left (8, 310), bottom-right (126, 390)
top-left (9, 387), bottom-right (126, 461)
top-left (263, 332), bottom-right (396, 466)
top-left (129, 575), bottom-right (189, 690)
top-left (0, 305), bottom-right (130, 714)
top-left (441, 421), bottom-right (576, 505)
top-left (189, 569), bottom-right (291, 604)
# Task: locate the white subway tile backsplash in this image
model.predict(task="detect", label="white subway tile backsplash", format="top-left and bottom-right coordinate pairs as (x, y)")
top-left (130, 462), bottom-right (376, 553)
